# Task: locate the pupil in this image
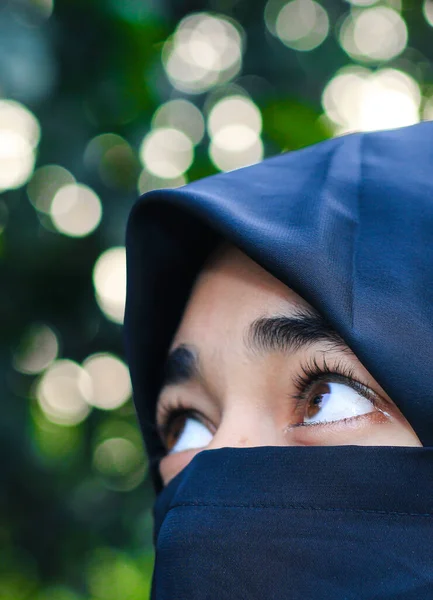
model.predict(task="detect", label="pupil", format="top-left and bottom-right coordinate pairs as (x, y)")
top-left (166, 415), bottom-right (186, 451)
top-left (306, 382), bottom-right (330, 418)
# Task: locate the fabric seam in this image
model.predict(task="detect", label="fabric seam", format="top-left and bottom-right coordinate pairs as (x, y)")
top-left (167, 502), bottom-right (433, 517)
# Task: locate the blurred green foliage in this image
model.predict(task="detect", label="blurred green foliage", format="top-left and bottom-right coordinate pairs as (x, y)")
top-left (1, 0), bottom-right (433, 597)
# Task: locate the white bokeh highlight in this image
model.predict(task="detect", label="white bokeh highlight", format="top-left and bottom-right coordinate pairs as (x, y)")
top-left (36, 359), bottom-right (92, 426)
top-left (152, 99), bottom-right (205, 145)
top-left (14, 324), bottom-right (59, 375)
top-left (139, 128), bottom-right (194, 178)
top-left (83, 353), bottom-right (131, 410)
top-left (162, 13), bottom-right (243, 94)
top-left (423, 0), bottom-right (433, 25)
top-left (93, 247), bottom-right (126, 324)
top-left (27, 165), bottom-right (76, 214)
top-left (0, 100), bottom-right (41, 192)
top-left (275, 0), bottom-right (329, 51)
top-left (322, 67), bottom-right (420, 133)
top-left (137, 170), bottom-right (186, 195)
top-left (339, 7), bottom-right (407, 63)
top-left (50, 183), bottom-right (102, 237)
top-left (207, 95), bottom-right (263, 171)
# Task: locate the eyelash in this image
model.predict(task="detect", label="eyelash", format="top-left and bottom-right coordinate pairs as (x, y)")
top-left (155, 355), bottom-right (382, 448)
top-left (157, 400), bottom-right (199, 444)
top-left (288, 354), bottom-right (380, 427)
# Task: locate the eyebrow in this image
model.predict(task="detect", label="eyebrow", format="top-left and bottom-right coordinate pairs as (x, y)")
top-left (160, 305), bottom-right (350, 390)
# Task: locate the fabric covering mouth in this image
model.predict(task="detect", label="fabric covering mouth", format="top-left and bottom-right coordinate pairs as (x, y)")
top-left (124, 122), bottom-right (433, 493)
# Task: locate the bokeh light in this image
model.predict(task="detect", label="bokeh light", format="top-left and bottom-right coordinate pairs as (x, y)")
top-left (162, 12), bottom-right (243, 94)
top-left (423, 95), bottom-right (433, 120)
top-left (345, 0), bottom-right (377, 5)
top-left (424, 0), bottom-right (433, 26)
top-left (265, 0), bottom-right (329, 51)
top-left (339, 7), bottom-right (407, 63)
top-left (207, 95), bottom-right (262, 137)
top-left (93, 438), bottom-right (141, 477)
top-left (209, 137), bottom-right (264, 172)
top-left (0, 132), bottom-right (34, 192)
top-left (152, 99), bottom-right (205, 145)
top-left (93, 247), bottom-right (126, 324)
top-left (0, 99), bottom-right (40, 147)
top-left (82, 353), bottom-right (131, 410)
top-left (92, 420), bottom-right (147, 491)
top-left (36, 359), bottom-right (92, 426)
top-left (32, 0), bottom-right (55, 20)
top-left (13, 324), bottom-right (59, 374)
top-left (139, 127), bottom-right (193, 178)
top-left (0, 99), bottom-right (41, 192)
top-left (207, 95), bottom-right (263, 171)
top-left (16, 0), bottom-right (56, 22)
top-left (50, 183), bottom-right (102, 237)
top-left (86, 547), bottom-right (152, 598)
top-left (137, 170), bottom-right (186, 195)
top-left (0, 100), bottom-right (40, 192)
top-left (84, 133), bottom-right (139, 189)
top-left (41, 0), bottom-right (55, 18)
top-left (322, 67), bottom-right (420, 133)
top-left (27, 165), bottom-right (75, 213)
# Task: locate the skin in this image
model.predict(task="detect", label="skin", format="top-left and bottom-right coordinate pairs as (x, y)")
top-left (156, 242), bottom-right (422, 486)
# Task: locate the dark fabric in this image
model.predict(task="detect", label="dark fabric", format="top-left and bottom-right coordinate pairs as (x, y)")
top-left (152, 447), bottom-right (433, 600)
top-left (124, 122), bottom-right (433, 598)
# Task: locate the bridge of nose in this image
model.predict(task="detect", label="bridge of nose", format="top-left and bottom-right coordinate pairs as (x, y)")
top-left (206, 401), bottom-right (287, 450)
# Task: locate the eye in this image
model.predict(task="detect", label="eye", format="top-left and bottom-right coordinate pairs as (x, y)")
top-left (287, 356), bottom-right (389, 430)
top-left (301, 380), bottom-right (376, 426)
top-left (160, 409), bottom-right (213, 454)
top-left (156, 358), bottom-right (388, 453)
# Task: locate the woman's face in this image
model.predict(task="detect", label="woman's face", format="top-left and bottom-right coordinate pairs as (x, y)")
top-left (156, 243), bottom-right (422, 486)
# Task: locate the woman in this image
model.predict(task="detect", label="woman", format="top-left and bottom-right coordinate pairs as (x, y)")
top-left (124, 122), bottom-right (433, 598)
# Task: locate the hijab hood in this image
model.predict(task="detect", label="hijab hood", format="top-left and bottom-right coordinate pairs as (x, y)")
top-left (125, 122), bottom-right (433, 489)
top-left (124, 123), bottom-right (433, 599)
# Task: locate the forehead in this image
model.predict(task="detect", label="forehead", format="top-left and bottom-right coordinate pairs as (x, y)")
top-left (170, 243), bottom-right (310, 351)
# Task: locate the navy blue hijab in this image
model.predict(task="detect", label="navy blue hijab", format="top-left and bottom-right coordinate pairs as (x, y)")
top-left (125, 123), bottom-right (433, 598)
